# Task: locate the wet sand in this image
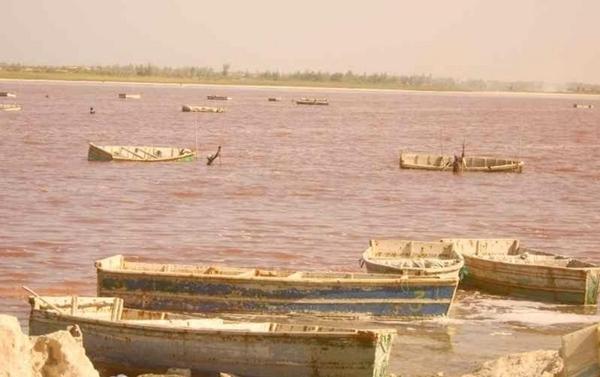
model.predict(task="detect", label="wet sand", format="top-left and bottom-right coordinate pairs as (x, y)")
top-left (1, 80), bottom-right (599, 376)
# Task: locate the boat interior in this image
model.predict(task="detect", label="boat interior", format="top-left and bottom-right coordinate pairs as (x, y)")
top-left (94, 145), bottom-right (193, 160)
top-left (30, 296), bottom-right (377, 334)
top-left (445, 239), bottom-right (596, 268)
top-left (96, 255), bottom-right (439, 281)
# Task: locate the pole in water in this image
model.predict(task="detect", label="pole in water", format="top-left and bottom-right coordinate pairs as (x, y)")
top-left (207, 146), bottom-right (221, 166)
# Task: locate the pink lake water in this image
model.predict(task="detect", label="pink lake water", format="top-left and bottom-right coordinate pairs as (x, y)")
top-left (1, 80), bottom-right (600, 376)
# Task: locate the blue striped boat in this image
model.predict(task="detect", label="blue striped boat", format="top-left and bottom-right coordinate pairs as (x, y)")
top-left (95, 255), bottom-right (458, 319)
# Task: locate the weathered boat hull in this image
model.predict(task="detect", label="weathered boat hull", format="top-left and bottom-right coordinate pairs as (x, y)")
top-left (399, 152), bottom-right (524, 173)
top-left (0, 104), bottom-right (21, 112)
top-left (181, 105), bottom-right (224, 113)
top-left (118, 93), bottom-right (141, 99)
top-left (446, 239), bottom-right (600, 305)
top-left (296, 99), bottom-right (329, 105)
top-left (87, 143), bottom-right (196, 162)
top-left (207, 95), bottom-right (231, 100)
top-left (29, 297), bottom-right (394, 377)
top-left (96, 255), bottom-right (458, 318)
top-left (361, 240), bottom-right (464, 279)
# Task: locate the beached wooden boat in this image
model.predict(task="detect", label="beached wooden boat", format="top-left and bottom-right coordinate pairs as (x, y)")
top-left (87, 143), bottom-right (195, 162)
top-left (268, 97), bottom-right (282, 102)
top-left (445, 239), bottom-right (600, 305)
top-left (181, 105), bottom-right (224, 113)
top-left (573, 104), bottom-right (594, 109)
top-left (296, 97), bottom-right (329, 105)
top-left (96, 255), bottom-right (459, 318)
top-left (29, 296), bottom-right (395, 377)
top-left (118, 93), bottom-right (141, 99)
top-left (0, 91), bottom-right (16, 97)
top-left (0, 103), bottom-right (21, 112)
top-left (207, 95), bottom-right (232, 100)
top-left (361, 240), bottom-right (464, 279)
top-left (399, 152), bottom-right (524, 173)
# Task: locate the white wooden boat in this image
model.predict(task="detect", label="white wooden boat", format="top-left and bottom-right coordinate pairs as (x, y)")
top-left (87, 143), bottom-right (195, 162)
top-left (0, 91), bottom-right (16, 97)
top-left (573, 104), bottom-right (594, 109)
top-left (96, 255), bottom-right (459, 318)
top-left (181, 105), bottom-right (224, 113)
top-left (29, 296), bottom-right (395, 377)
top-left (399, 152), bottom-right (524, 173)
top-left (0, 103), bottom-right (21, 112)
top-left (296, 98), bottom-right (329, 105)
top-left (207, 95), bottom-right (232, 100)
top-left (445, 239), bottom-right (600, 305)
top-left (118, 93), bottom-right (141, 99)
top-left (361, 240), bottom-right (464, 279)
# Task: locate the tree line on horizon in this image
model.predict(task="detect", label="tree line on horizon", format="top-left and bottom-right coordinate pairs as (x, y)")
top-left (1, 62), bottom-right (598, 94)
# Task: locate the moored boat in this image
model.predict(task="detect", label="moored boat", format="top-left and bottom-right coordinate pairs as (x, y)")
top-left (29, 296), bottom-right (395, 377)
top-left (445, 238), bottom-right (600, 305)
top-left (181, 105), bottom-right (225, 113)
top-left (87, 143), bottom-right (195, 162)
top-left (207, 95), bottom-right (232, 100)
top-left (361, 240), bottom-right (464, 279)
top-left (96, 255), bottom-right (459, 319)
top-left (573, 104), bottom-right (594, 109)
top-left (268, 97), bottom-right (282, 102)
top-left (0, 91), bottom-right (16, 97)
top-left (296, 97), bottom-right (329, 105)
top-left (399, 152), bottom-right (524, 173)
top-left (0, 103), bottom-right (22, 112)
top-left (118, 93), bottom-right (141, 99)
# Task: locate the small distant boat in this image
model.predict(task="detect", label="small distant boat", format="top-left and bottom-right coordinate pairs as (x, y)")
top-left (361, 240), bottom-right (464, 279)
top-left (268, 97), bottom-right (282, 102)
top-left (445, 238), bottom-right (600, 305)
top-left (118, 93), bottom-right (141, 99)
top-left (181, 105), bottom-right (225, 113)
top-left (29, 296), bottom-right (395, 377)
top-left (573, 104), bottom-right (594, 109)
top-left (96, 255), bottom-right (459, 319)
top-left (0, 104), bottom-right (21, 112)
top-left (0, 92), bottom-right (16, 97)
top-left (87, 143), bottom-right (195, 162)
top-left (207, 95), bottom-right (232, 100)
top-left (295, 97), bottom-right (329, 105)
top-left (399, 152), bottom-right (524, 173)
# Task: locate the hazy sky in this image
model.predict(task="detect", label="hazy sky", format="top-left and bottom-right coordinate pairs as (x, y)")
top-left (1, 0), bottom-right (599, 83)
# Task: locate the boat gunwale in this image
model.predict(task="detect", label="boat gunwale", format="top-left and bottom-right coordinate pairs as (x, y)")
top-left (88, 143), bottom-right (196, 162)
top-left (95, 256), bottom-right (459, 286)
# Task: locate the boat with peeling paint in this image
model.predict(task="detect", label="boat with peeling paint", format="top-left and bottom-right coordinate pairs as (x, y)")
top-left (87, 143), bottom-right (196, 162)
top-left (361, 239), bottom-right (464, 279)
top-left (296, 97), bottom-right (329, 105)
top-left (207, 95), bottom-right (232, 100)
top-left (96, 255), bottom-right (458, 319)
top-left (445, 238), bottom-right (600, 305)
top-left (399, 152), bottom-right (524, 172)
top-left (29, 296), bottom-right (395, 377)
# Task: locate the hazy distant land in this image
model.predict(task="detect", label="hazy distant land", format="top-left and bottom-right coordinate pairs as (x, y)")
top-left (1, 63), bottom-right (599, 94)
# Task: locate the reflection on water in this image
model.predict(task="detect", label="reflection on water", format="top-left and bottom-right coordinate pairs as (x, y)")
top-left (1, 81), bottom-right (599, 376)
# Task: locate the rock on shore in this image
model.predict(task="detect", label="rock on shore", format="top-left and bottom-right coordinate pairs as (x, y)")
top-left (460, 350), bottom-right (563, 377)
top-left (0, 314), bottom-right (99, 377)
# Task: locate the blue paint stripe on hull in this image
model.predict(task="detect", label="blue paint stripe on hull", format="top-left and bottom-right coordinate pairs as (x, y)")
top-left (117, 294), bottom-right (452, 317)
top-left (99, 276), bottom-right (457, 300)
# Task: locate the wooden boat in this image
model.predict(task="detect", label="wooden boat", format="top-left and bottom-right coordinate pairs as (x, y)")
top-left (296, 97), bottom-right (329, 105)
top-left (268, 97), bottom-right (282, 102)
top-left (0, 91), bottom-right (16, 97)
top-left (29, 296), bottom-right (395, 377)
top-left (0, 103), bottom-right (21, 112)
top-left (181, 105), bottom-right (224, 113)
top-left (96, 255), bottom-right (459, 319)
top-left (445, 238), bottom-right (600, 305)
top-left (560, 323), bottom-right (600, 377)
top-left (87, 143), bottom-right (195, 162)
top-left (118, 93), bottom-right (141, 99)
top-left (361, 240), bottom-right (464, 279)
top-left (399, 152), bottom-right (524, 173)
top-left (207, 95), bottom-right (232, 100)
top-left (573, 104), bottom-right (594, 109)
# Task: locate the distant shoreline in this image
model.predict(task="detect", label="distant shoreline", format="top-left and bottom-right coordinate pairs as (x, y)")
top-left (1, 72), bottom-right (600, 99)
